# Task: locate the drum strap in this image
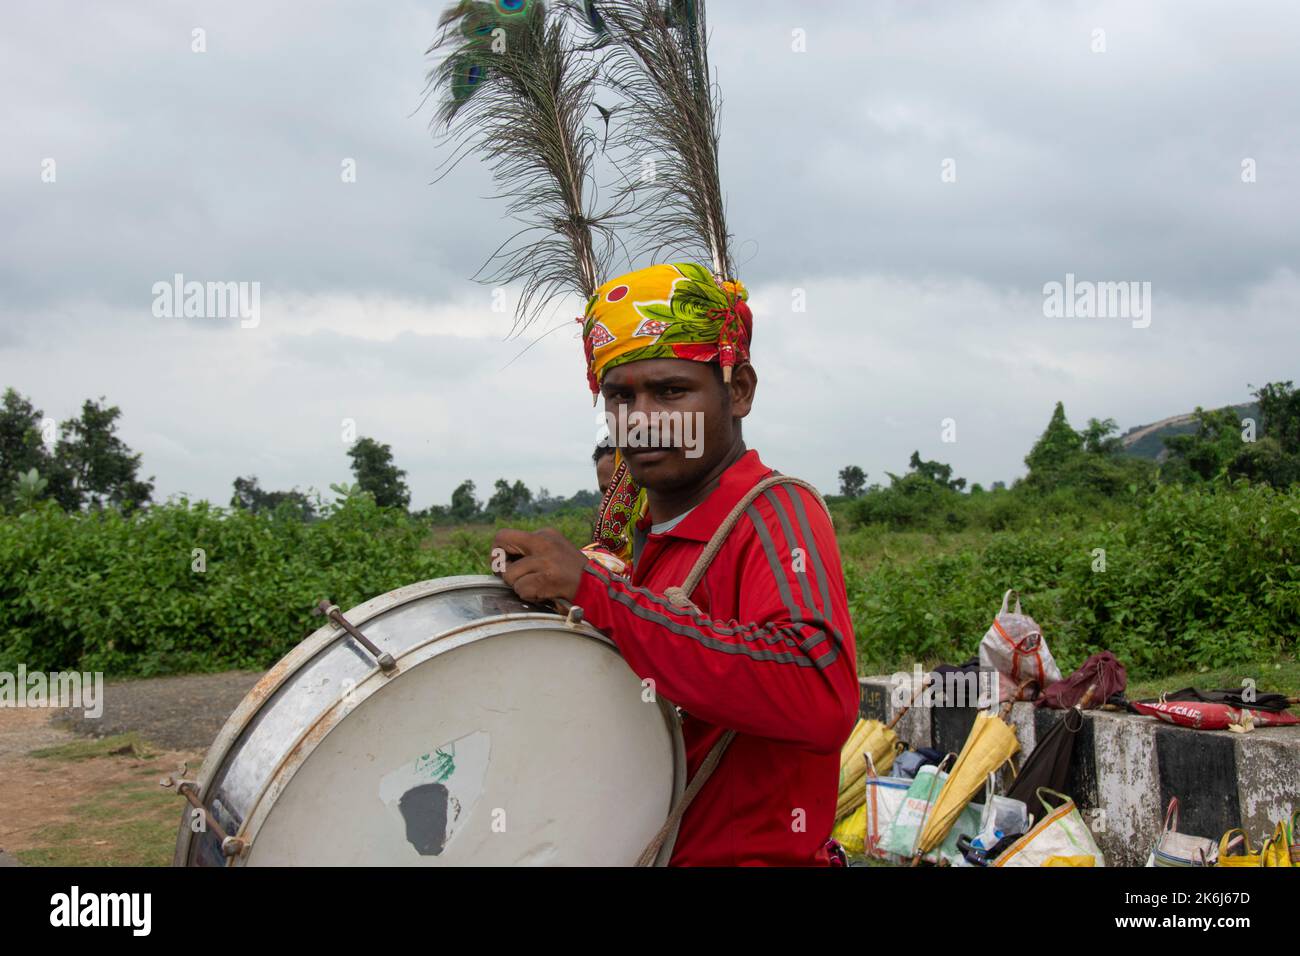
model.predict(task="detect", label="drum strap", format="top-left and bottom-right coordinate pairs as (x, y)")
top-left (635, 472), bottom-right (831, 866)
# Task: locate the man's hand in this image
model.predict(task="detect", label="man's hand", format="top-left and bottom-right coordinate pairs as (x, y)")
top-left (491, 528), bottom-right (590, 605)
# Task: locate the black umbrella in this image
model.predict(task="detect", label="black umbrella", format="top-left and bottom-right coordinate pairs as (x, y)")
top-left (1006, 684), bottom-right (1096, 807)
top-left (1128, 686), bottom-right (1298, 714)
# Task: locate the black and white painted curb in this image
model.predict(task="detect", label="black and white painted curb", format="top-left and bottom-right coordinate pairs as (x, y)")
top-left (859, 675), bottom-right (1300, 866)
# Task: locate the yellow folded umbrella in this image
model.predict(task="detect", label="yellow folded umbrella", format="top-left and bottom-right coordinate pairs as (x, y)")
top-left (835, 679), bottom-right (930, 822)
top-left (914, 711), bottom-right (1020, 856)
top-left (836, 733), bottom-right (904, 820)
top-left (840, 719), bottom-right (901, 783)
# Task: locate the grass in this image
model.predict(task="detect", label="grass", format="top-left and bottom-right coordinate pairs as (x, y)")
top-left (847, 852), bottom-right (901, 867)
top-left (16, 814), bottom-right (177, 867)
top-left (836, 526), bottom-right (993, 573)
top-left (28, 731), bottom-right (154, 762)
top-left (15, 740), bottom-right (180, 866)
top-left (1125, 658), bottom-right (1300, 702)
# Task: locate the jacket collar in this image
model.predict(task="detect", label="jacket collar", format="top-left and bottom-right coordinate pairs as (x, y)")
top-left (635, 448), bottom-right (772, 543)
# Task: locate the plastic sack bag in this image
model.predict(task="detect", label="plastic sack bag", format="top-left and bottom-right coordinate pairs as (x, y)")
top-left (949, 774), bottom-right (1029, 867)
top-left (1144, 798), bottom-right (1216, 866)
top-left (992, 788), bottom-right (1105, 867)
top-left (975, 772), bottom-right (1029, 847)
top-left (1290, 810), bottom-right (1300, 865)
top-left (879, 763), bottom-right (981, 865)
top-left (863, 772), bottom-right (911, 860)
top-left (1262, 820), bottom-right (1293, 868)
top-left (979, 590), bottom-right (1062, 703)
top-left (1216, 828), bottom-right (1262, 867)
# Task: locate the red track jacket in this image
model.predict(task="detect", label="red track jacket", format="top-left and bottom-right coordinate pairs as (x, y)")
top-left (574, 450), bottom-right (859, 866)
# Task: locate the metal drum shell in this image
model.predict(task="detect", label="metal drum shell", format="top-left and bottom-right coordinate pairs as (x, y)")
top-left (173, 575), bottom-right (685, 866)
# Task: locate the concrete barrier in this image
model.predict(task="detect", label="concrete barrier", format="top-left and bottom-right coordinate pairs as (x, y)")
top-left (859, 674), bottom-right (1300, 866)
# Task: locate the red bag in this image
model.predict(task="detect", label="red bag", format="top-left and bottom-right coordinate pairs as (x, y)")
top-left (1132, 700), bottom-right (1299, 730)
top-left (1038, 650), bottom-right (1126, 709)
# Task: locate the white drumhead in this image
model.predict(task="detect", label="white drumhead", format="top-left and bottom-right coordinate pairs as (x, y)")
top-left (244, 625), bottom-right (677, 865)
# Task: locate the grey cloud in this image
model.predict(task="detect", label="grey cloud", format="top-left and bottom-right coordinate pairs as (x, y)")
top-left (1, 0), bottom-right (1297, 504)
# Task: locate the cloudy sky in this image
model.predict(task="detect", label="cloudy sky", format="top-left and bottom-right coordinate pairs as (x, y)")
top-left (3, 0), bottom-right (1298, 508)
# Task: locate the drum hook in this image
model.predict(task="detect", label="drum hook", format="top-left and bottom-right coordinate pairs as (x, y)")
top-left (161, 764), bottom-right (249, 858)
top-left (552, 599), bottom-right (584, 629)
top-left (314, 600), bottom-right (398, 674)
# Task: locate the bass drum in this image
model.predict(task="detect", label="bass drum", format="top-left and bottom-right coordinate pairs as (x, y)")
top-left (173, 576), bottom-right (685, 866)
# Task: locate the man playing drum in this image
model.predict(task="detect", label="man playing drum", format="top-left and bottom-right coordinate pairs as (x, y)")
top-left (493, 262), bottom-right (860, 866)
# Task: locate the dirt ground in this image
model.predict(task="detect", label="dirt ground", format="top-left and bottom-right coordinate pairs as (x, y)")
top-left (54, 670), bottom-right (264, 750)
top-left (0, 671), bottom-right (263, 866)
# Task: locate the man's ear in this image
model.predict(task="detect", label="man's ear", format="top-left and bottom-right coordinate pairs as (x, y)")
top-left (729, 363), bottom-right (757, 420)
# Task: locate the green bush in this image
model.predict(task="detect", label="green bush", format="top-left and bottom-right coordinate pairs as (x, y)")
top-left (3, 483), bottom-right (1294, 684)
top-left (849, 474), bottom-right (970, 532)
top-left (0, 498), bottom-right (474, 676)
top-left (847, 482), bottom-right (1299, 677)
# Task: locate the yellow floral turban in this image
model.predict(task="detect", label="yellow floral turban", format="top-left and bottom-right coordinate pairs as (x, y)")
top-left (580, 262), bottom-right (750, 398)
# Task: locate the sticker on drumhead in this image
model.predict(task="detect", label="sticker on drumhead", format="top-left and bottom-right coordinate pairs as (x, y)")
top-left (378, 730), bottom-right (490, 856)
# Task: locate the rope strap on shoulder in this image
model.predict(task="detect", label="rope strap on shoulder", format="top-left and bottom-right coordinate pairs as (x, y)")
top-left (662, 473), bottom-right (830, 611)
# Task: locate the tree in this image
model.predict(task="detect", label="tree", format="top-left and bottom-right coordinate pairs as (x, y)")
top-left (906, 450), bottom-right (966, 491)
top-left (850, 452), bottom-right (968, 530)
top-left (565, 488), bottom-right (601, 510)
top-left (1079, 417), bottom-right (1123, 456)
top-left (1024, 401), bottom-right (1084, 480)
top-left (1161, 407), bottom-right (1242, 484)
top-left (230, 475), bottom-right (316, 520)
top-left (13, 468), bottom-right (48, 511)
top-left (52, 398), bottom-right (153, 511)
top-left (0, 388), bottom-right (54, 510)
top-left (1164, 382), bottom-right (1300, 488)
top-left (346, 437), bottom-right (410, 509)
top-left (838, 465), bottom-right (867, 498)
top-left (1244, 380), bottom-right (1300, 486)
top-left (487, 478), bottom-right (533, 518)
top-left (1255, 380), bottom-right (1300, 450)
top-left (413, 503), bottom-right (450, 522)
top-left (1022, 403), bottom-right (1148, 496)
top-left (449, 479), bottom-right (481, 521)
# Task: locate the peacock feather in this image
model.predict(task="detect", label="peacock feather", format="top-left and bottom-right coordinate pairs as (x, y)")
top-left (575, 0), bottom-right (733, 282)
top-left (427, 0), bottom-right (622, 332)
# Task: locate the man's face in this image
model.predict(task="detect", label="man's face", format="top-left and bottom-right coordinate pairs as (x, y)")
top-left (598, 358), bottom-right (755, 494)
top-left (595, 453), bottom-right (615, 496)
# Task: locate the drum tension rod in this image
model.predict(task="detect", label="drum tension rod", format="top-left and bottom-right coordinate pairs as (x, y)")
top-left (160, 766), bottom-right (248, 858)
top-left (314, 600), bottom-right (398, 673)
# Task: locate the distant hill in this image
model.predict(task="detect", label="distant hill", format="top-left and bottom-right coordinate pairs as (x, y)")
top-left (1120, 402), bottom-right (1258, 462)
